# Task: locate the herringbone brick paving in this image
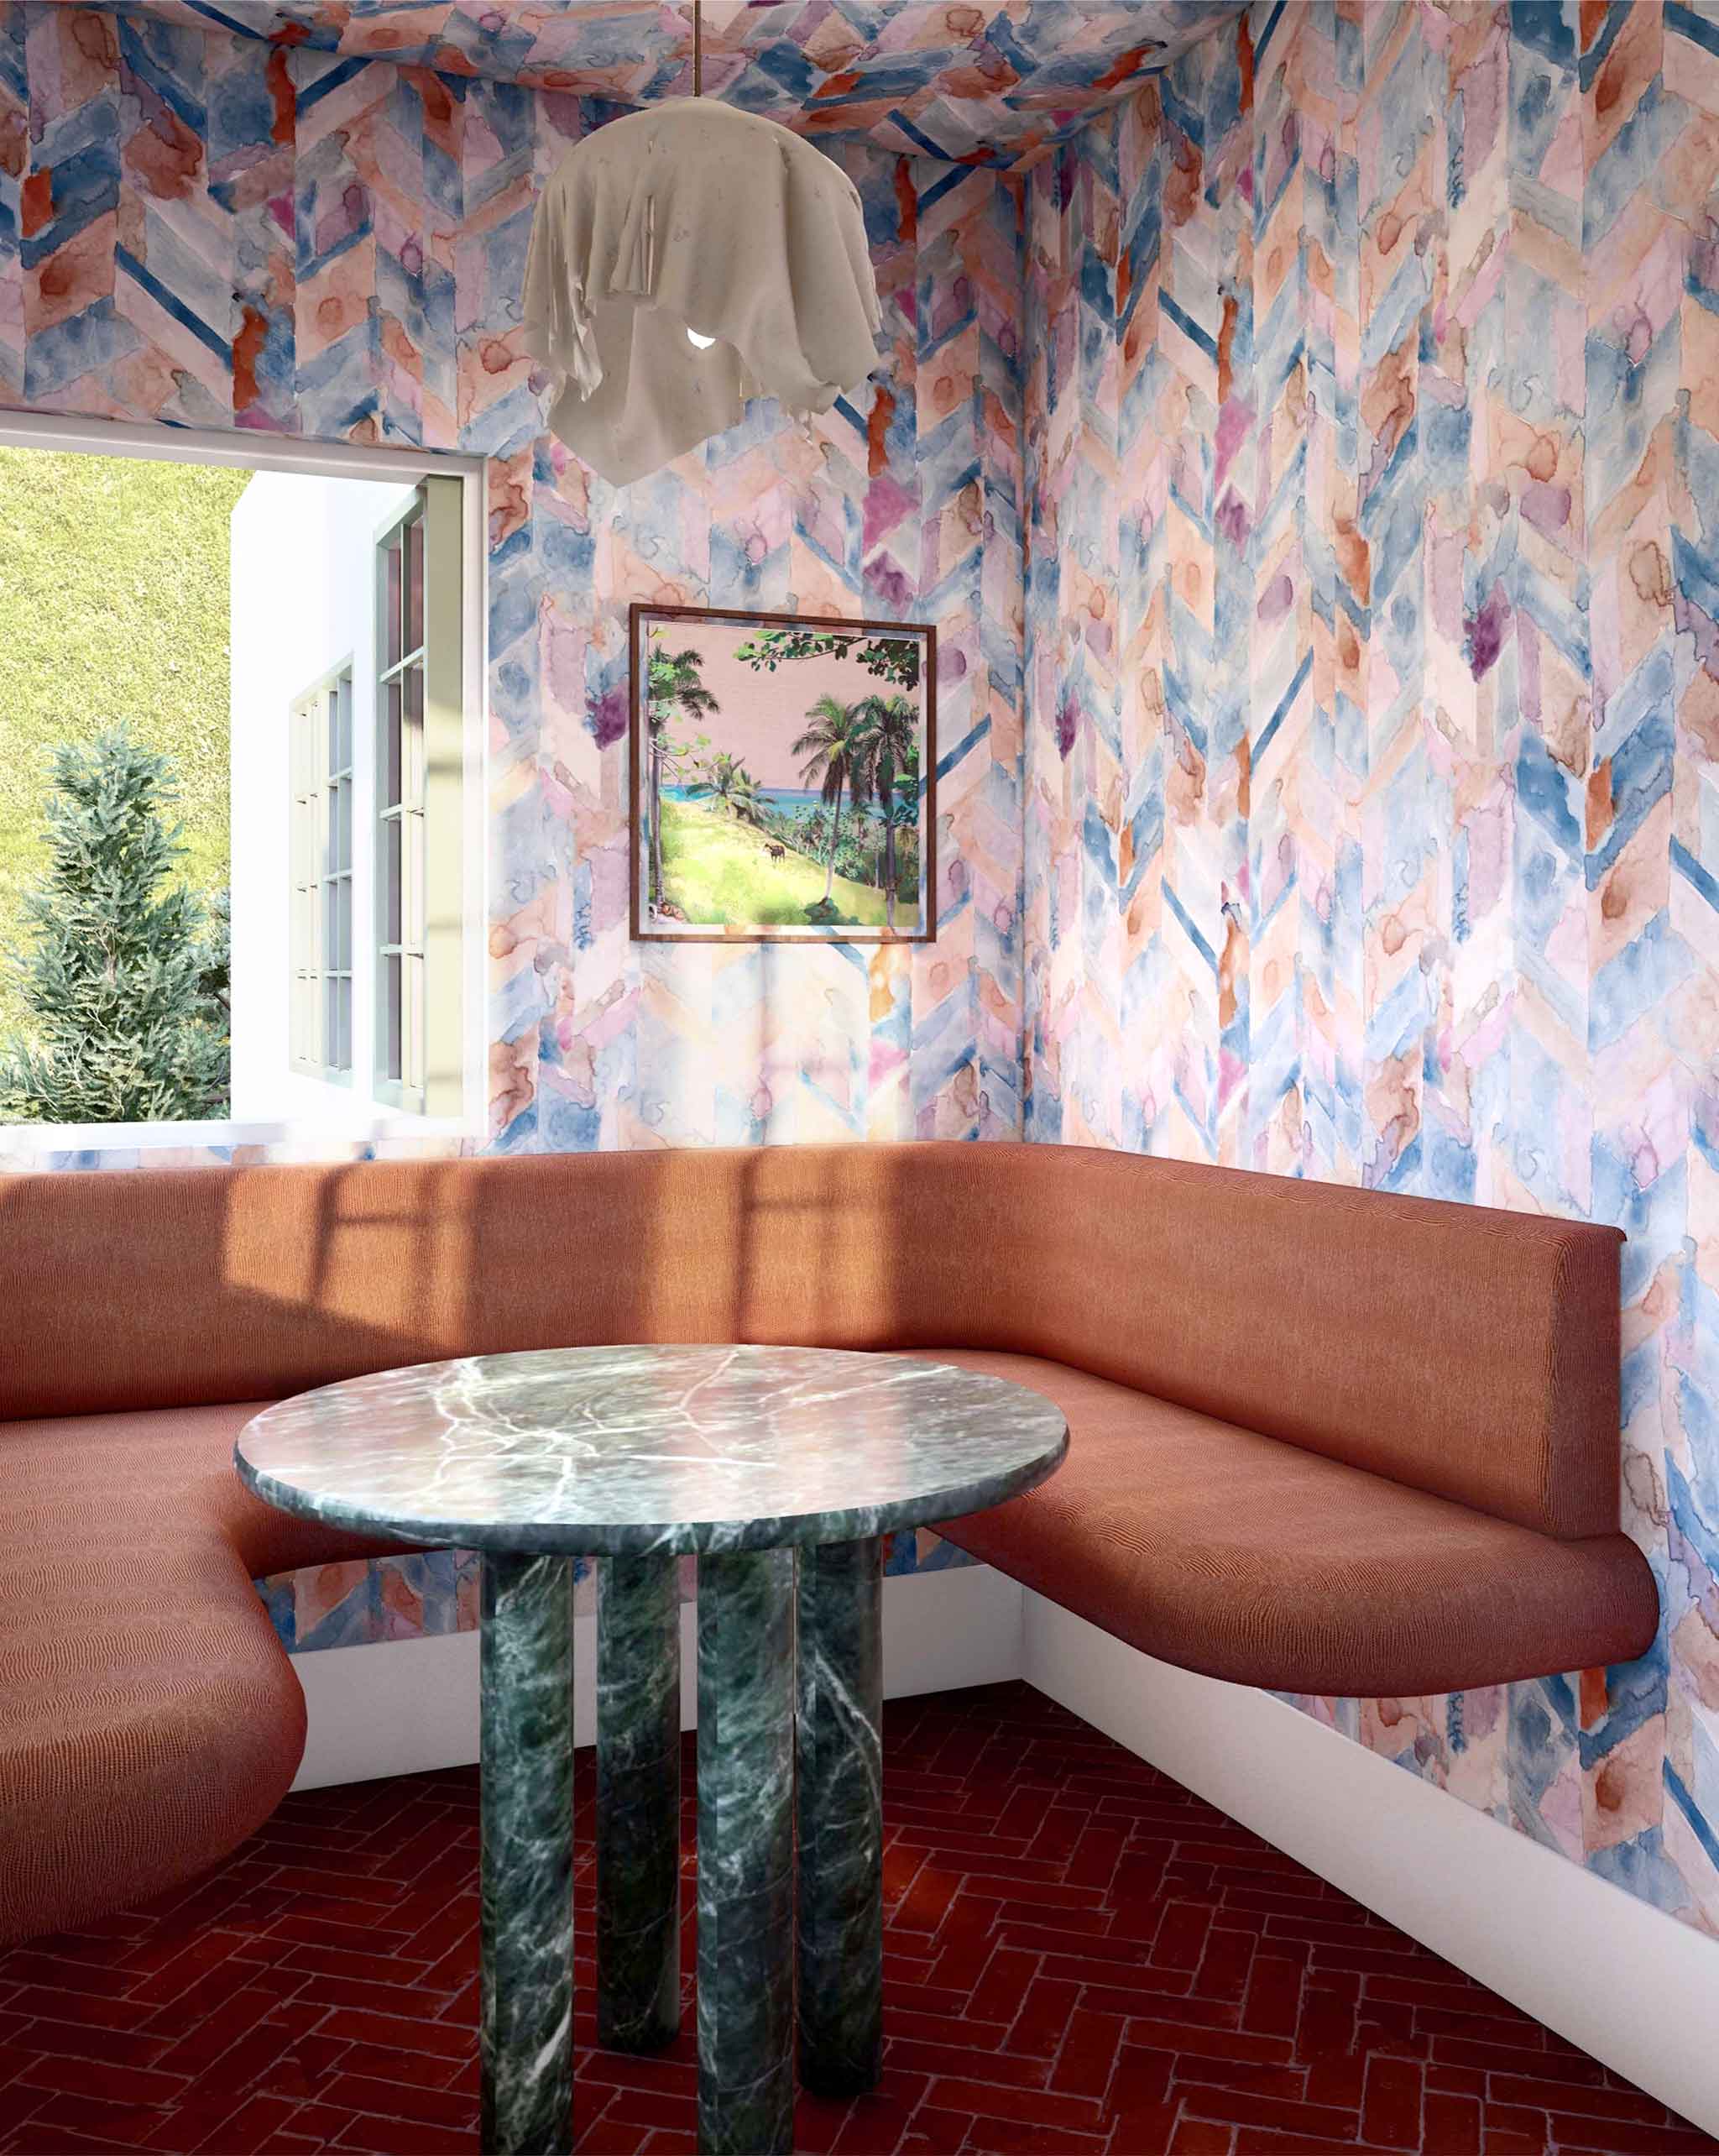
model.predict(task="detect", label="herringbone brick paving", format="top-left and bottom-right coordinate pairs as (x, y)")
top-left (0, 1683), bottom-right (1708, 2155)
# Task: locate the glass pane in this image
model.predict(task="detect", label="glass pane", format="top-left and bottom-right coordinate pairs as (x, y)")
top-left (336, 780), bottom-right (351, 875)
top-left (336, 976), bottom-right (352, 1070)
top-left (405, 814), bottom-right (422, 949)
top-left (383, 955), bottom-right (402, 1081)
top-left (405, 667), bottom-right (424, 803)
top-left (326, 878), bottom-right (343, 972)
top-left (405, 953), bottom-right (424, 1093)
top-left (385, 538), bottom-right (402, 668)
top-left (385, 818), bottom-right (402, 945)
top-left (405, 512), bottom-right (425, 656)
top-left (384, 679), bottom-right (402, 808)
top-left (336, 672), bottom-right (353, 772)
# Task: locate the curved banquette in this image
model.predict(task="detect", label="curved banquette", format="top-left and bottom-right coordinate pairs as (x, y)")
top-left (0, 1142), bottom-right (1658, 1946)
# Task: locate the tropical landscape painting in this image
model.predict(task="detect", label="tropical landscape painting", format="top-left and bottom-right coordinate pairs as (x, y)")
top-left (630, 604), bottom-right (935, 943)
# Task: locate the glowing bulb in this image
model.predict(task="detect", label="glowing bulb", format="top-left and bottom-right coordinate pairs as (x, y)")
top-left (687, 327), bottom-right (716, 349)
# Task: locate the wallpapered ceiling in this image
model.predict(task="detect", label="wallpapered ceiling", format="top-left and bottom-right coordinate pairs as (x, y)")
top-left (1021, 0), bottom-right (1719, 1934)
top-left (65, 0), bottom-right (1245, 164)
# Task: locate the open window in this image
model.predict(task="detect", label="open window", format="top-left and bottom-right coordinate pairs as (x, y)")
top-left (0, 413), bottom-right (483, 1152)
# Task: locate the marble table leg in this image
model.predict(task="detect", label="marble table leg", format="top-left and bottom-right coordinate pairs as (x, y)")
top-left (596, 1552), bottom-right (682, 2051)
top-left (797, 1534), bottom-right (885, 2098)
top-left (480, 1552), bottom-right (576, 2156)
top-left (696, 1549), bottom-right (797, 2156)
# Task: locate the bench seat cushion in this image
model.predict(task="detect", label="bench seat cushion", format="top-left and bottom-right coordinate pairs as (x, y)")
top-left (928, 1353), bottom-right (1659, 1697)
top-left (0, 1404), bottom-right (403, 1946)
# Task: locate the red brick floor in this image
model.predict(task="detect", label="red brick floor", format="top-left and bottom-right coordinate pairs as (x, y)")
top-left (0, 1682), bottom-right (1710, 2156)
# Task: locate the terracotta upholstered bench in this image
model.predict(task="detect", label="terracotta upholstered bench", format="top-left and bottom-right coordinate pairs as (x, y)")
top-left (0, 1143), bottom-right (1657, 1947)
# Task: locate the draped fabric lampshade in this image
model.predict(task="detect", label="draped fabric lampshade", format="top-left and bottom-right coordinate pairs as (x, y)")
top-left (521, 95), bottom-right (883, 485)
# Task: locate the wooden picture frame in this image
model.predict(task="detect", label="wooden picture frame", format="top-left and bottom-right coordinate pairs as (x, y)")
top-left (629, 602), bottom-right (938, 945)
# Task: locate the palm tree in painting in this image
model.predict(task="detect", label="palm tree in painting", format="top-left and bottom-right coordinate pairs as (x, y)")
top-left (701, 751), bottom-right (767, 827)
top-left (853, 692), bottom-right (918, 929)
top-left (730, 770), bottom-right (768, 829)
top-left (645, 641), bottom-right (718, 908)
top-left (792, 694), bottom-right (870, 904)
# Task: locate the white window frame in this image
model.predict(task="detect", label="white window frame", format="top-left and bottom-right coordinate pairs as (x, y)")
top-left (0, 409), bottom-right (489, 1162)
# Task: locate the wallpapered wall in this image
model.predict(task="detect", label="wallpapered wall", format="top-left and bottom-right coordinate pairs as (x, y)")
top-left (1021, 0), bottom-right (1719, 1934)
top-left (0, 2), bottom-right (1024, 1628)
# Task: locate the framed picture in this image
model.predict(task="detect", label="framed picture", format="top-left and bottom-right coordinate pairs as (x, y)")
top-left (629, 603), bottom-right (937, 944)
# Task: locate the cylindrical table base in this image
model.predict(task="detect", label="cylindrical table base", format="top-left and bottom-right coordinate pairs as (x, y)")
top-left (797, 1534), bottom-right (885, 2096)
top-left (596, 1552), bottom-right (682, 2051)
top-left (480, 1552), bottom-right (575, 2156)
top-left (696, 1549), bottom-right (797, 2156)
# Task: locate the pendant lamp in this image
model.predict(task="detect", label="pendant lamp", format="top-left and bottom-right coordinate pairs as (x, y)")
top-left (521, 0), bottom-right (883, 486)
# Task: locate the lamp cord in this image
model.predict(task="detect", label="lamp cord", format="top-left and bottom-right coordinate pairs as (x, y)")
top-left (692, 0), bottom-right (703, 95)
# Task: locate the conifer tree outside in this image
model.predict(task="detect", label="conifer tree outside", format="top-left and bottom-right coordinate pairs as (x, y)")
top-left (0, 728), bottom-right (229, 1123)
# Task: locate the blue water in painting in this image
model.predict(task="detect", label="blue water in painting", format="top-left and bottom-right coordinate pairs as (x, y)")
top-left (665, 784), bottom-right (885, 822)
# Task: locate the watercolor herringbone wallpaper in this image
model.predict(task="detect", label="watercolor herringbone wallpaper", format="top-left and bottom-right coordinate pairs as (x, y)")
top-left (1021, 0), bottom-right (1719, 1937)
top-left (2, 0), bottom-right (1718, 1958)
top-left (35, 0), bottom-right (1239, 164)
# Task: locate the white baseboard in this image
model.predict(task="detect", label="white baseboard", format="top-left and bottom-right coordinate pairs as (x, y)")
top-left (290, 1562), bottom-right (1025, 1793)
top-left (1021, 1591), bottom-right (1719, 2138)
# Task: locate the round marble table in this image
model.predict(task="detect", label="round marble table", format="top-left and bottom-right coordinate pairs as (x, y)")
top-left (236, 1344), bottom-right (1068, 2156)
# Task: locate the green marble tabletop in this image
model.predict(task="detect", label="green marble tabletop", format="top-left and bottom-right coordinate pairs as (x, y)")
top-left (233, 1343), bottom-right (1069, 1555)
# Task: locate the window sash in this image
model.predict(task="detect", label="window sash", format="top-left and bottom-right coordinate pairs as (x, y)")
top-left (375, 489), bottom-right (453, 1114)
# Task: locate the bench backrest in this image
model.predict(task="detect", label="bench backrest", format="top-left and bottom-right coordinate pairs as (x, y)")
top-left (0, 1142), bottom-right (1622, 1540)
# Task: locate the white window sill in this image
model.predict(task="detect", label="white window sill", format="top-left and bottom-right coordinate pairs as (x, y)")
top-left (0, 1110), bottom-right (480, 1164)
